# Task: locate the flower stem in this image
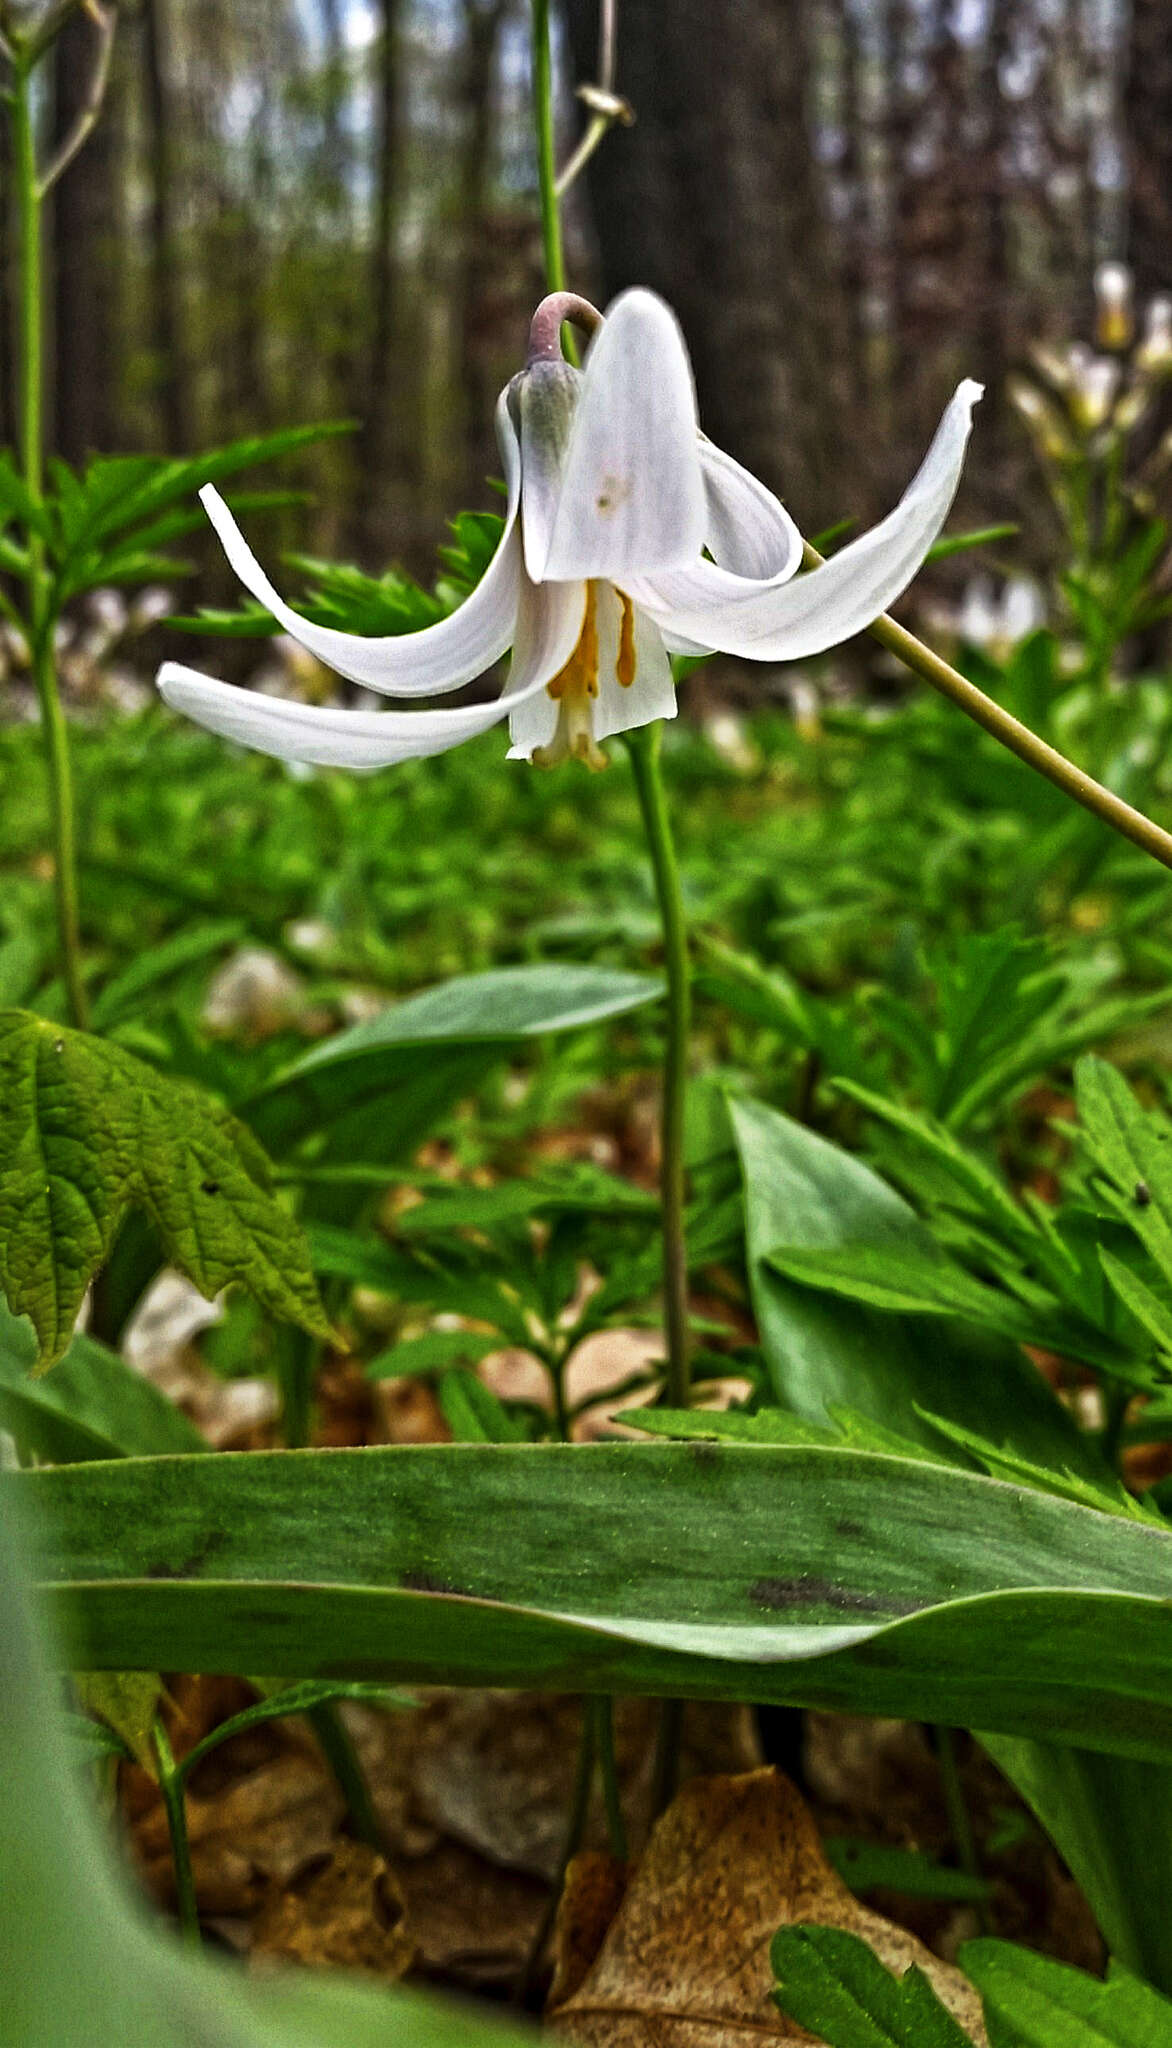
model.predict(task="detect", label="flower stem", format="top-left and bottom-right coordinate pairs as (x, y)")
top-left (805, 541), bottom-right (1172, 873)
top-left (12, 53), bottom-right (87, 1027)
top-left (590, 1695), bottom-right (627, 1860)
top-left (531, 0), bottom-right (566, 298)
top-left (624, 724), bottom-right (692, 1409)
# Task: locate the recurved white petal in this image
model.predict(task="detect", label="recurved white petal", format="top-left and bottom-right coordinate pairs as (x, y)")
top-left (539, 289), bottom-right (706, 583)
top-left (592, 586), bottom-right (676, 741)
top-left (700, 439), bottom-right (803, 580)
top-left (158, 648), bottom-right (563, 769)
top-left (505, 573), bottom-right (588, 759)
top-left (198, 391), bottom-right (523, 697)
top-left (630, 380), bottom-right (982, 661)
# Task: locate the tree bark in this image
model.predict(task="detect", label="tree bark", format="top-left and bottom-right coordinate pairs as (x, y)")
top-left (1126, 0), bottom-right (1172, 301)
top-left (359, 0), bottom-right (408, 557)
top-left (564, 0), bottom-right (849, 528)
top-left (51, 5), bottom-right (122, 461)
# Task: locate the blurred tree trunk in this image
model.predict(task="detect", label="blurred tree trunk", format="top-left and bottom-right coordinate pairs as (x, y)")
top-left (359, 0), bottom-right (408, 556)
top-left (141, 0), bottom-right (192, 450)
top-left (453, 0), bottom-right (510, 495)
top-left (564, 0), bottom-right (849, 527)
top-left (1125, 0), bottom-right (1172, 299)
top-left (51, 6), bottom-right (123, 461)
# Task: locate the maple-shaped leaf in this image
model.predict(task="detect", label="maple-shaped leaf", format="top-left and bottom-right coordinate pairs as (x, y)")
top-left (0, 1009), bottom-right (331, 1368)
top-left (771, 1926), bottom-right (977, 2046)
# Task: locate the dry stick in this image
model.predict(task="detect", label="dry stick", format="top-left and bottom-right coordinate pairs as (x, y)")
top-left (802, 541), bottom-right (1172, 872)
top-left (37, 2), bottom-right (116, 197)
top-left (555, 0), bottom-right (634, 198)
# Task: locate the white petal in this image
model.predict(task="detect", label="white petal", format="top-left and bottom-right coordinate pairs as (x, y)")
top-left (517, 361), bottom-right (581, 584)
top-left (700, 438), bottom-right (803, 580)
top-left (539, 289), bottom-right (706, 583)
top-left (630, 380), bottom-right (983, 661)
top-left (592, 587), bottom-right (677, 741)
top-left (505, 575), bottom-right (588, 759)
top-left (197, 391), bottom-right (523, 696)
top-left (158, 642), bottom-right (566, 770)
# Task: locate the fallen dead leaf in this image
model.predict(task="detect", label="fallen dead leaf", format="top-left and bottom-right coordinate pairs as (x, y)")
top-left (134, 1751), bottom-right (345, 1915)
top-left (547, 1768), bottom-right (988, 2046)
top-left (251, 1839), bottom-right (414, 1978)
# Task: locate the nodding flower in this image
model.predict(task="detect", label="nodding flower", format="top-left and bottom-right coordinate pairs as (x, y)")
top-left (158, 289), bottom-right (980, 772)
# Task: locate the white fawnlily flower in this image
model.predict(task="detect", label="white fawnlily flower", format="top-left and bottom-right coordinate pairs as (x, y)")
top-left (158, 288), bottom-right (981, 772)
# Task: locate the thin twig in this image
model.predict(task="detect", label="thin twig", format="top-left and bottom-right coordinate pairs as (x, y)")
top-left (555, 0), bottom-right (632, 198)
top-left (804, 541), bottom-right (1172, 873)
top-left (37, 2), bottom-right (116, 197)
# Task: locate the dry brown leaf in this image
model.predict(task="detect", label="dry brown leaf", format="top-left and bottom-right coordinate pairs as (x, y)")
top-left (251, 1839), bottom-right (414, 1978)
top-left (547, 1768), bottom-right (988, 2046)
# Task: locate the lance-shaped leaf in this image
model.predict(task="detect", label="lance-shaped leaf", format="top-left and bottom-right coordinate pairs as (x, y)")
top-left (18, 1442), bottom-right (1172, 1761)
top-left (0, 1009), bottom-right (330, 1368)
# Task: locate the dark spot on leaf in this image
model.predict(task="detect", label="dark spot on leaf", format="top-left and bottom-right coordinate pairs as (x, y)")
top-left (146, 1532), bottom-right (228, 1581)
top-left (201, 1180), bottom-right (221, 1196)
top-left (749, 1574), bottom-right (914, 1617)
top-left (836, 1517), bottom-right (864, 1540)
top-left (400, 1567), bottom-right (474, 1598)
top-left (687, 1438), bottom-right (721, 1468)
top-left (1135, 1181), bottom-right (1152, 1206)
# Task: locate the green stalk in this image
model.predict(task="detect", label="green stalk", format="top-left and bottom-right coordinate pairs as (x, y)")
top-left (12, 55), bottom-right (88, 1027)
top-left (530, 0), bottom-right (565, 298)
top-left (624, 724), bottom-right (692, 1409)
top-left (806, 540), bottom-right (1172, 873)
top-left (590, 1695), bottom-right (628, 1861)
top-left (151, 1720), bottom-right (200, 1945)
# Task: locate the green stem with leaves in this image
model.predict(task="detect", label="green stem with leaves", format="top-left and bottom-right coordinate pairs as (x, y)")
top-left (152, 1720), bottom-right (200, 1946)
top-left (11, 50), bottom-right (88, 1027)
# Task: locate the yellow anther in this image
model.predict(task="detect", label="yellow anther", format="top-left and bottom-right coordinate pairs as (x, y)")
top-left (547, 581), bottom-right (599, 701)
top-left (616, 591), bottom-right (638, 687)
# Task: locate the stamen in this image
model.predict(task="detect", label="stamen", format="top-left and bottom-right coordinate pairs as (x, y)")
top-left (616, 592), bottom-right (638, 687)
top-left (546, 582), bottom-right (599, 701)
top-left (534, 583), bottom-right (607, 769)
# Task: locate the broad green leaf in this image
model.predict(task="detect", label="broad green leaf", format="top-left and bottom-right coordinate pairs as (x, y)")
top-left (1, 1484), bottom-right (536, 2048)
top-left (20, 1441), bottom-right (1172, 1761)
top-left (0, 1293), bottom-right (206, 1462)
top-left (0, 1009), bottom-right (330, 1367)
top-left (731, 1095), bottom-right (1102, 1473)
top-left (770, 1925), bottom-right (974, 2045)
top-left (961, 1941), bottom-right (1172, 2047)
top-left (244, 963), bottom-right (661, 1153)
top-left (980, 1739), bottom-right (1172, 1993)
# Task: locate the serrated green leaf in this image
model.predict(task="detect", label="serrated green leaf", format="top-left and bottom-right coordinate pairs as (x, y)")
top-left (366, 1329), bottom-right (500, 1378)
top-left (1077, 1057), bottom-right (1172, 1284)
top-left (1099, 1247), bottom-right (1172, 1355)
top-left (770, 1925), bottom-right (976, 2045)
top-left (0, 1009), bottom-right (330, 1368)
top-left (961, 1941), bottom-right (1172, 2046)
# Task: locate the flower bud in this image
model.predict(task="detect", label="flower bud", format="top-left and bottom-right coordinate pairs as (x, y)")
top-left (1094, 260), bottom-right (1134, 351)
top-left (1137, 296), bottom-right (1172, 376)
